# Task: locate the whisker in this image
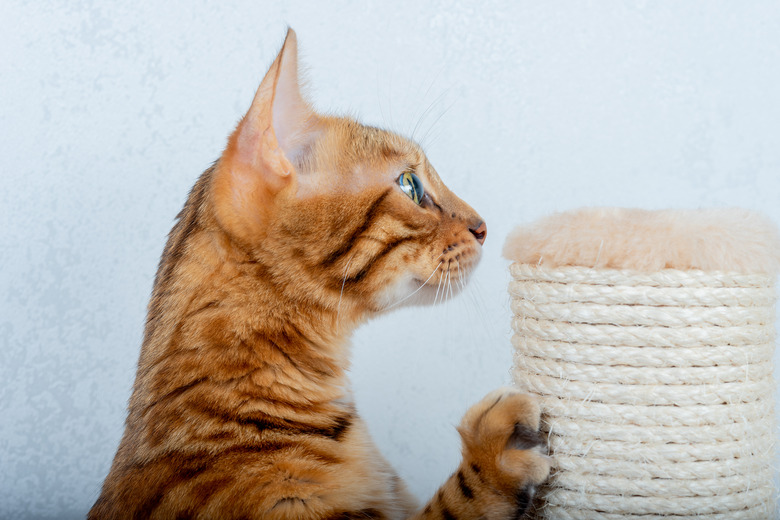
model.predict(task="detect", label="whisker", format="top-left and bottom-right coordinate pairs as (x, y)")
top-left (411, 88), bottom-right (450, 141)
top-left (384, 261), bottom-right (442, 311)
top-left (422, 129), bottom-right (445, 150)
top-left (434, 271), bottom-right (443, 306)
top-left (468, 278), bottom-right (494, 333)
top-left (437, 265), bottom-right (448, 305)
top-left (336, 255), bottom-right (355, 322)
top-left (443, 272), bottom-right (448, 303)
top-left (411, 61), bottom-right (446, 123)
top-left (422, 64), bottom-right (446, 103)
top-left (450, 268), bottom-right (455, 298)
top-left (450, 266), bottom-right (457, 298)
top-left (444, 266), bottom-right (451, 301)
top-left (441, 265), bottom-right (449, 304)
top-left (419, 98), bottom-right (457, 148)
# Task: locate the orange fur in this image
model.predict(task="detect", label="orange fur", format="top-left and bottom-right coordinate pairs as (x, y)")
top-left (90, 29), bottom-right (548, 520)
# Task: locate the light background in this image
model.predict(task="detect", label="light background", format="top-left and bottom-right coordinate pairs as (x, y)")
top-left (2, 1), bottom-right (779, 518)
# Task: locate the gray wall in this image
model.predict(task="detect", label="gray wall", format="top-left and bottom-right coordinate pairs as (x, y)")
top-left (2, 1), bottom-right (779, 517)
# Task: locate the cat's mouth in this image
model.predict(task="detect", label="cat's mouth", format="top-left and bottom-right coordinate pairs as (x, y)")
top-left (419, 261), bottom-right (477, 288)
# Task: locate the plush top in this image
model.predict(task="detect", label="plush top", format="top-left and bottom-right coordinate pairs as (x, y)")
top-left (503, 207), bottom-right (780, 274)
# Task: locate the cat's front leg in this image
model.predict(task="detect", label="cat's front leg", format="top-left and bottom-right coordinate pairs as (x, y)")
top-left (412, 388), bottom-right (550, 520)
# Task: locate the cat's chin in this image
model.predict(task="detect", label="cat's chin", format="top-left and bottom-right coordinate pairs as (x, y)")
top-left (374, 271), bottom-right (472, 311)
top-left (411, 282), bottom-right (467, 306)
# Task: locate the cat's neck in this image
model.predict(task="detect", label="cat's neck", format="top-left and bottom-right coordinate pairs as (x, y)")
top-left (134, 224), bottom-right (358, 412)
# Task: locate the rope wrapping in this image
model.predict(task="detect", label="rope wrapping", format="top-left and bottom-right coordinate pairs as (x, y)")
top-left (509, 264), bottom-right (777, 518)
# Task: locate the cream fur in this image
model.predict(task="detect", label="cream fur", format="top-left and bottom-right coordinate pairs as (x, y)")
top-left (503, 207), bottom-right (780, 274)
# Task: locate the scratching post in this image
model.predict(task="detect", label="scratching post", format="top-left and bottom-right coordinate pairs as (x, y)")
top-left (504, 208), bottom-right (780, 519)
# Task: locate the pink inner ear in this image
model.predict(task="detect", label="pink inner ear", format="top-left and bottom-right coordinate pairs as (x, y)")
top-left (272, 74), bottom-right (308, 162)
top-left (270, 33), bottom-right (317, 166)
top-left (232, 29), bottom-right (318, 177)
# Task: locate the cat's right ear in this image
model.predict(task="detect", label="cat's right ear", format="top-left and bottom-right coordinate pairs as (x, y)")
top-left (213, 28), bottom-right (318, 241)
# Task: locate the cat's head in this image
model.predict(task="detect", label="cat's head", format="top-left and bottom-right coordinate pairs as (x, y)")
top-left (210, 29), bottom-right (485, 320)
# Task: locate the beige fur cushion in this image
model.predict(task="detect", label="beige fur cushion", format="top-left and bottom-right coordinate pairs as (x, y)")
top-left (504, 208), bottom-right (780, 274)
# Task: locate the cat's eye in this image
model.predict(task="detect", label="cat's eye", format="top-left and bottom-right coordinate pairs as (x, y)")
top-left (398, 170), bottom-right (424, 205)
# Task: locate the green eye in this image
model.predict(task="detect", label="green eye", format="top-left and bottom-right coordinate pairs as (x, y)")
top-left (398, 170), bottom-right (424, 205)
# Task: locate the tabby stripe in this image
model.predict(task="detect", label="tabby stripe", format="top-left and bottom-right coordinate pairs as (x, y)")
top-left (189, 399), bottom-right (353, 441)
top-left (185, 300), bottom-right (219, 318)
top-left (317, 412), bottom-right (352, 441)
top-left (142, 376), bottom-right (208, 416)
top-left (268, 323), bottom-right (337, 377)
top-left (137, 318), bottom-right (191, 381)
top-left (475, 395), bottom-right (503, 427)
top-left (343, 235), bottom-right (417, 285)
top-left (132, 457), bottom-right (208, 519)
top-left (456, 470), bottom-right (474, 499)
top-left (231, 387), bottom-right (322, 415)
top-left (321, 188), bottom-right (392, 267)
top-left (134, 485), bottom-right (166, 520)
top-left (284, 321), bottom-right (318, 349)
top-left (401, 219), bottom-right (425, 232)
top-left (264, 322), bottom-right (338, 377)
top-left (324, 508), bottom-right (386, 520)
top-left (440, 507), bottom-right (457, 520)
top-left (145, 169), bottom-right (212, 342)
top-left (134, 441), bottom-right (299, 474)
top-left (134, 443), bottom-right (294, 518)
top-left (232, 410), bottom-right (352, 440)
top-left (265, 336), bottom-right (317, 377)
top-left (469, 463), bottom-right (484, 485)
top-left (188, 475), bottom-right (236, 509)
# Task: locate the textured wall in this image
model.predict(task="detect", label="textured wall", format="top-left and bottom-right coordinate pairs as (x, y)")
top-left (2, 1), bottom-right (779, 518)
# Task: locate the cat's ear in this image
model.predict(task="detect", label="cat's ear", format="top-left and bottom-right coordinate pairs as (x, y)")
top-left (214, 28), bottom-right (318, 240)
top-left (234, 27), bottom-right (317, 174)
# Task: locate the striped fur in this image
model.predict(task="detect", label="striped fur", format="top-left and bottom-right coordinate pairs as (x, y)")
top-left (90, 29), bottom-right (548, 520)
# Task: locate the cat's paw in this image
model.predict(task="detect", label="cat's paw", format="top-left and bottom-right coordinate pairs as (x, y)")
top-left (457, 388), bottom-right (550, 505)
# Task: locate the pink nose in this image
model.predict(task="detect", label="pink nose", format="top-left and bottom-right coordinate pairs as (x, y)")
top-left (469, 221), bottom-right (487, 245)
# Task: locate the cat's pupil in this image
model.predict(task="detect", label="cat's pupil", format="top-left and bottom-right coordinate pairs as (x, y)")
top-left (398, 170), bottom-right (424, 205)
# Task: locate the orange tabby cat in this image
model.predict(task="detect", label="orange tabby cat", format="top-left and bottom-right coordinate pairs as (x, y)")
top-left (89, 29), bottom-right (549, 520)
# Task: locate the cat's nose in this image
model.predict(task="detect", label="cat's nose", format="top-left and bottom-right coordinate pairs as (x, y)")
top-left (469, 220), bottom-right (487, 246)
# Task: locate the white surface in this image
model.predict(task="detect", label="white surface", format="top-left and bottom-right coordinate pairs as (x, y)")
top-left (1, 1), bottom-right (779, 518)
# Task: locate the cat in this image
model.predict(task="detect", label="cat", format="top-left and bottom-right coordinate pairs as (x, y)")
top-left (89, 29), bottom-right (549, 520)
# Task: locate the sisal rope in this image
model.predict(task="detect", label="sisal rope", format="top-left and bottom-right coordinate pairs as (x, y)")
top-left (509, 263), bottom-right (777, 519)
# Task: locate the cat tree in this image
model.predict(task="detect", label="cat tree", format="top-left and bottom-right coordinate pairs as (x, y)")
top-left (504, 208), bottom-right (779, 519)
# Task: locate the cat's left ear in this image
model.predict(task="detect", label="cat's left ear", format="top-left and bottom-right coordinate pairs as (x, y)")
top-left (214, 28), bottom-right (318, 239)
top-left (235, 28), bottom-right (317, 174)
